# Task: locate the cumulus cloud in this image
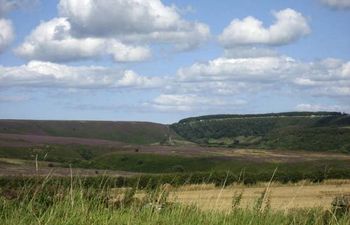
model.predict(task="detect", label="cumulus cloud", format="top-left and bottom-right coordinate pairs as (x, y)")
top-left (219, 8), bottom-right (310, 48)
top-left (107, 41), bottom-right (151, 62)
top-left (1, 55), bottom-right (349, 113)
top-left (290, 58), bottom-right (350, 97)
top-left (136, 55), bottom-right (349, 113)
top-left (0, 18), bottom-right (14, 53)
top-left (177, 56), bottom-right (298, 82)
top-left (174, 55), bottom-right (350, 98)
top-left (320, 0), bottom-right (350, 9)
top-left (16, 0), bottom-right (210, 62)
top-left (0, 61), bottom-right (163, 89)
top-left (15, 18), bottom-right (151, 62)
top-left (58, 0), bottom-right (210, 50)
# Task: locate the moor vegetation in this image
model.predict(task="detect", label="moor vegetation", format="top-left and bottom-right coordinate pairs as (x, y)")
top-left (0, 112), bottom-right (350, 187)
top-left (1, 112), bottom-right (350, 152)
top-left (0, 120), bottom-right (175, 145)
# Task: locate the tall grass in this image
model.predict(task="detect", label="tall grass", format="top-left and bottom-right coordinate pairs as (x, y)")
top-left (0, 176), bottom-right (349, 225)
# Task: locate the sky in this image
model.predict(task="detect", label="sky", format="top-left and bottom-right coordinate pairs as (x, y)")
top-left (0, 0), bottom-right (349, 124)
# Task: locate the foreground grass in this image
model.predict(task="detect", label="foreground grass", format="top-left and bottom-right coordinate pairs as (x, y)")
top-left (1, 179), bottom-right (349, 225)
top-left (3, 203), bottom-right (348, 225)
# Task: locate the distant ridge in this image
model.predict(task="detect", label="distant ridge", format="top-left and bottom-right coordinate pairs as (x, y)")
top-left (171, 111), bottom-right (350, 152)
top-left (0, 112), bottom-right (349, 152)
top-left (0, 120), bottom-right (174, 145)
top-left (178, 111), bottom-right (345, 123)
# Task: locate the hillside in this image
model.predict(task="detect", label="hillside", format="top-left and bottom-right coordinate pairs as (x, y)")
top-left (0, 120), bottom-right (174, 145)
top-left (171, 112), bottom-right (350, 152)
top-left (0, 113), bottom-right (350, 175)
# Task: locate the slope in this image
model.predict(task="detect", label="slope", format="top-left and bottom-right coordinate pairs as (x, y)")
top-left (170, 112), bottom-right (350, 152)
top-left (0, 120), bottom-right (174, 145)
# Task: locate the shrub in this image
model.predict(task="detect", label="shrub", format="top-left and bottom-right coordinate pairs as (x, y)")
top-left (171, 165), bottom-right (185, 173)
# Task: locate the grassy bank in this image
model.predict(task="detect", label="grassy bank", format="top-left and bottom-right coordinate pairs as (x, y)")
top-left (2, 163), bottom-right (350, 189)
top-left (0, 178), bottom-right (349, 225)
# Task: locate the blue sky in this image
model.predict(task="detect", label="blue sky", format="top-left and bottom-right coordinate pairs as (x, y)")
top-left (0, 0), bottom-right (349, 123)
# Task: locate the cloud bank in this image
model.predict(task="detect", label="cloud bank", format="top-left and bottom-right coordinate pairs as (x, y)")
top-left (0, 61), bottom-right (163, 89)
top-left (15, 0), bottom-right (210, 62)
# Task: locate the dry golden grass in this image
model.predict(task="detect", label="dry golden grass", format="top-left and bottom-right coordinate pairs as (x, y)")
top-left (169, 181), bottom-right (350, 212)
top-left (211, 148), bottom-right (350, 162)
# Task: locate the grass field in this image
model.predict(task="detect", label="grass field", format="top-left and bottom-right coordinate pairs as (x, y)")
top-left (1, 177), bottom-right (349, 225)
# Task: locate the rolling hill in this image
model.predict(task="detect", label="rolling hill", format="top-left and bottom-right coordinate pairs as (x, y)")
top-left (0, 120), bottom-right (175, 145)
top-left (0, 112), bottom-right (350, 175)
top-left (170, 112), bottom-right (350, 152)
top-left (1, 112), bottom-right (350, 153)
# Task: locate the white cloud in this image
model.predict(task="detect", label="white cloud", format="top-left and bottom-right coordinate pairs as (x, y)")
top-left (15, 18), bottom-right (151, 62)
top-left (116, 70), bottom-right (161, 88)
top-left (290, 59), bottom-right (350, 97)
top-left (152, 94), bottom-right (201, 112)
top-left (341, 61), bottom-right (350, 76)
top-left (141, 54), bottom-right (350, 113)
top-left (15, 0), bottom-right (210, 62)
top-left (58, 0), bottom-right (181, 35)
top-left (58, 0), bottom-right (210, 50)
top-left (0, 61), bottom-right (163, 89)
top-left (177, 56), bottom-right (298, 82)
top-left (163, 80), bottom-right (252, 96)
top-left (107, 41), bottom-right (151, 62)
top-left (174, 55), bottom-right (350, 99)
top-left (148, 94), bottom-right (246, 112)
top-left (0, 18), bottom-right (14, 53)
top-left (219, 8), bottom-right (310, 48)
top-left (320, 0), bottom-right (350, 9)
top-left (295, 103), bottom-right (344, 112)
